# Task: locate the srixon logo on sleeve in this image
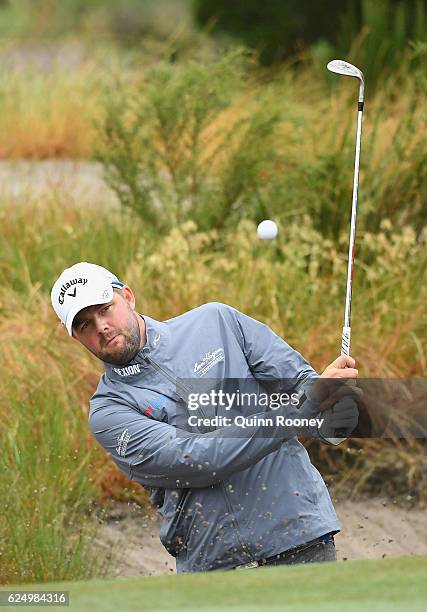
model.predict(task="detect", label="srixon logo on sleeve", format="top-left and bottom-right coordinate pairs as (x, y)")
top-left (58, 277), bottom-right (88, 304)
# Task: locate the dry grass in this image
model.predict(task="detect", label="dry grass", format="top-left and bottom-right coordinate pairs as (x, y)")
top-left (0, 62), bottom-right (101, 158)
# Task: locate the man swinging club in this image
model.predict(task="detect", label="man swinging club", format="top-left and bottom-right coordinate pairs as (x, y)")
top-left (51, 262), bottom-right (361, 572)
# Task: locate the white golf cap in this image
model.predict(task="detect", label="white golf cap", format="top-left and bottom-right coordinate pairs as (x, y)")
top-left (51, 262), bottom-right (124, 336)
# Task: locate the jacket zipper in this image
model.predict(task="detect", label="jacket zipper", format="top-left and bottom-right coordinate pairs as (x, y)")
top-left (140, 353), bottom-right (257, 563)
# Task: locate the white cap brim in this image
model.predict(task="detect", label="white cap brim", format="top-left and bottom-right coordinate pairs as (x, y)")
top-left (65, 285), bottom-right (114, 336)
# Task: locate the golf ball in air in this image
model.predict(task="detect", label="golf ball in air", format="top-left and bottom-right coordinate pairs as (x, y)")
top-left (257, 220), bottom-right (278, 240)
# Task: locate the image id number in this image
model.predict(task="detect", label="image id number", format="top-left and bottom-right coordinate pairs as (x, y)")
top-left (0, 591), bottom-right (69, 606)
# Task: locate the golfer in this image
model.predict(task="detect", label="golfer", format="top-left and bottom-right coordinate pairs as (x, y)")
top-left (51, 262), bottom-right (360, 573)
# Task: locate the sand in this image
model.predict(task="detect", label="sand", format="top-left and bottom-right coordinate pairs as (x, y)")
top-left (92, 497), bottom-right (427, 577)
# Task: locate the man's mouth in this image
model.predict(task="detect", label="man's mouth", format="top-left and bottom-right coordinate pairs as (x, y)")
top-left (106, 334), bottom-right (121, 347)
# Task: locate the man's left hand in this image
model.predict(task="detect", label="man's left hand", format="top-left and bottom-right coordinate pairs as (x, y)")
top-left (310, 355), bottom-right (363, 412)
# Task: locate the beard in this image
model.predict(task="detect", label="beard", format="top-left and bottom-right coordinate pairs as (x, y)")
top-left (97, 309), bottom-right (141, 366)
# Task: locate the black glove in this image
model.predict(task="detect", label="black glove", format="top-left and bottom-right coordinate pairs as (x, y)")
top-left (318, 397), bottom-right (359, 439)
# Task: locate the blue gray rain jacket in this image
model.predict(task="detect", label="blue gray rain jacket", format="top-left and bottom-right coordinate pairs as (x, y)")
top-left (89, 303), bottom-right (340, 572)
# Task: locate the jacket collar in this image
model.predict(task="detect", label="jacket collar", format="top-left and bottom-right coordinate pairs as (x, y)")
top-left (103, 313), bottom-right (170, 382)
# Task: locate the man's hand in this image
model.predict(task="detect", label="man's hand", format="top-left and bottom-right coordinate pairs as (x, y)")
top-left (309, 355), bottom-right (363, 412)
top-left (321, 355), bottom-right (358, 379)
top-left (318, 397), bottom-right (359, 438)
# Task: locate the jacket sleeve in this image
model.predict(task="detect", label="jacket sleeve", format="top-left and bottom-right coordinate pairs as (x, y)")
top-left (220, 303), bottom-right (318, 393)
top-left (89, 399), bottom-right (318, 489)
top-left (219, 303), bottom-right (331, 442)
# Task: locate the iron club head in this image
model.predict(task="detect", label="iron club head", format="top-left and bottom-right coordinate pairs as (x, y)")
top-left (327, 59), bottom-right (365, 102)
top-left (327, 59), bottom-right (364, 81)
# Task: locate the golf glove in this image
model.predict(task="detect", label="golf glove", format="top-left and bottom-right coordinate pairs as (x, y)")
top-left (318, 397), bottom-right (359, 440)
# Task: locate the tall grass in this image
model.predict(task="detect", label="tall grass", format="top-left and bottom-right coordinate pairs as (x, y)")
top-left (0, 286), bottom-right (100, 584)
top-left (0, 197), bottom-right (152, 584)
top-left (0, 60), bottom-right (101, 159)
top-left (0, 386), bottom-right (101, 584)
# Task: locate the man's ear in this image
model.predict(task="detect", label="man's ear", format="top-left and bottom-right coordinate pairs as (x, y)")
top-left (71, 329), bottom-right (79, 341)
top-left (121, 285), bottom-right (136, 309)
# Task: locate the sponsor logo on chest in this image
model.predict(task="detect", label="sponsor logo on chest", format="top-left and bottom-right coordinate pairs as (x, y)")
top-left (194, 348), bottom-right (225, 376)
top-left (113, 364), bottom-right (142, 377)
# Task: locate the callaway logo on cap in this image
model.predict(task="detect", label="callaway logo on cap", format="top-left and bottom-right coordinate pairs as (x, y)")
top-left (51, 262), bottom-right (124, 335)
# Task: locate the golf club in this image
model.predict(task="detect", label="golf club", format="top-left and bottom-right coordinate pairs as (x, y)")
top-left (325, 59), bottom-right (365, 445)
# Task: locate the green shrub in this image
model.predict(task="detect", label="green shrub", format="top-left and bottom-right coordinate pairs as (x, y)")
top-left (96, 49), bottom-right (426, 239)
top-left (96, 50), bottom-right (282, 232)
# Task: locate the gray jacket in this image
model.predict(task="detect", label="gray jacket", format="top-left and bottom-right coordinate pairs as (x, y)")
top-left (89, 302), bottom-right (340, 572)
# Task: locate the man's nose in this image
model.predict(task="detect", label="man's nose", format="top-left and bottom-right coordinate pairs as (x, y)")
top-left (95, 315), bottom-right (110, 335)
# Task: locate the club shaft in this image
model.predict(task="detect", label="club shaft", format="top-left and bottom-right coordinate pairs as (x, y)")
top-left (328, 81), bottom-right (364, 447)
top-left (341, 98), bottom-right (364, 357)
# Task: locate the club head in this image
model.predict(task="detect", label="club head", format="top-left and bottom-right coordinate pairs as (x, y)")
top-left (327, 59), bottom-right (364, 83)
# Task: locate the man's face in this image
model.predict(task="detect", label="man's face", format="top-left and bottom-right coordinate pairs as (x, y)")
top-left (72, 287), bottom-right (142, 365)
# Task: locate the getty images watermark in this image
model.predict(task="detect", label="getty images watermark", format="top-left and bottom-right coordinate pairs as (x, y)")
top-left (173, 378), bottom-right (336, 438)
top-left (185, 389), bottom-right (325, 430)
top-left (174, 378), bottom-right (427, 439)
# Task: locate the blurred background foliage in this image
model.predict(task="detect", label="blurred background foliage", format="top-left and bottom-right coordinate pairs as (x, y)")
top-left (194, 0), bottom-right (426, 80)
top-left (0, 0), bottom-right (427, 83)
top-left (0, 1), bottom-right (424, 82)
top-left (0, 0), bottom-right (426, 585)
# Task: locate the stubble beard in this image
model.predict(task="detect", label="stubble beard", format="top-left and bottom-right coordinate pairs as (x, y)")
top-left (98, 310), bottom-right (141, 366)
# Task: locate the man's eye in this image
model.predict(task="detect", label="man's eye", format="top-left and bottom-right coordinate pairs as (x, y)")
top-left (102, 305), bottom-right (111, 314)
top-left (80, 321), bottom-right (89, 331)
